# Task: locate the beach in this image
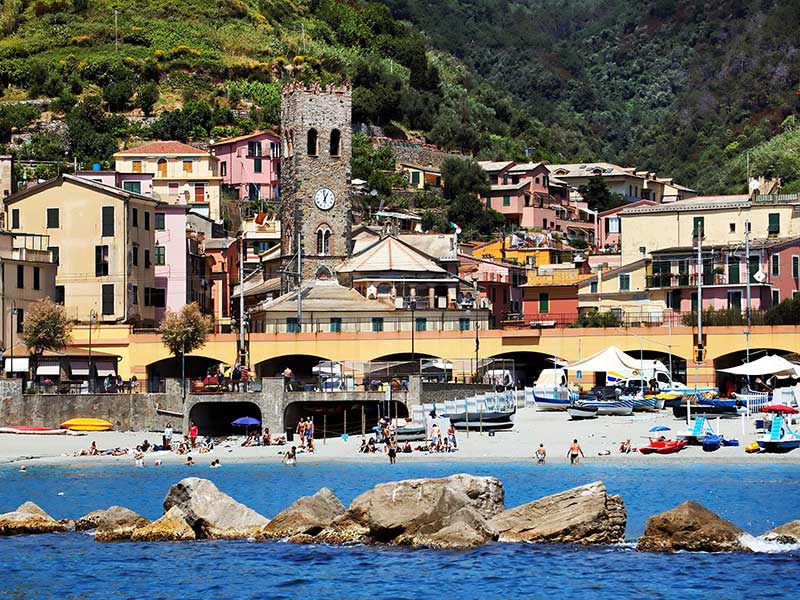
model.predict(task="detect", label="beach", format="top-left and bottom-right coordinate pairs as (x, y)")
top-left (3, 407), bottom-right (798, 466)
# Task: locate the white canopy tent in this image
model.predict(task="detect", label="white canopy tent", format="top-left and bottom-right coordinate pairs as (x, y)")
top-left (566, 346), bottom-right (641, 373)
top-left (718, 354), bottom-right (800, 378)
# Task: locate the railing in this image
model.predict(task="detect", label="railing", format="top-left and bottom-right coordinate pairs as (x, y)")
top-left (526, 271), bottom-right (594, 285)
top-left (250, 312), bottom-right (490, 334)
top-left (398, 296), bottom-right (478, 311)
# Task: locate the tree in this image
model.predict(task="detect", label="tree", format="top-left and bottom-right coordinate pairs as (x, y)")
top-left (21, 299), bottom-right (74, 375)
top-left (441, 157), bottom-right (489, 200)
top-left (577, 176), bottom-right (627, 212)
top-left (137, 83), bottom-right (159, 117)
top-left (159, 303), bottom-right (211, 357)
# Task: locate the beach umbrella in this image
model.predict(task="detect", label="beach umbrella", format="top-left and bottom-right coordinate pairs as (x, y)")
top-left (759, 404), bottom-right (799, 414)
top-left (649, 425), bottom-right (671, 432)
top-left (232, 416), bottom-right (261, 426)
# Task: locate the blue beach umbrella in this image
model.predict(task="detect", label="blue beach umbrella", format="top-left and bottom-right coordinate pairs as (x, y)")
top-left (649, 425), bottom-right (670, 432)
top-left (232, 417), bottom-right (261, 426)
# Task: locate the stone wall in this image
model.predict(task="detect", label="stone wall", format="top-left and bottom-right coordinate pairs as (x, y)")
top-left (420, 383), bottom-right (495, 408)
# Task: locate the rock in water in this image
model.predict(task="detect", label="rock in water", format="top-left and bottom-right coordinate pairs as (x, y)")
top-left (263, 487), bottom-right (344, 538)
top-left (162, 477), bottom-right (270, 539)
top-left (130, 506), bottom-right (196, 542)
top-left (75, 506), bottom-right (151, 542)
top-left (0, 501), bottom-right (71, 536)
top-left (400, 506), bottom-right (498, 549)
top-left (638, 500), bottom-right (749, 552)
top-left (488, 481), bottom-right (626, 545)
top-left (762, 520), bottom-right (800, 544)
top-left (317, 474), bottom-right (504, 546)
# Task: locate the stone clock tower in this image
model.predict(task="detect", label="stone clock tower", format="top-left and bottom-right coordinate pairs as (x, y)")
top-left (280, 82), bottom-right (352, 288)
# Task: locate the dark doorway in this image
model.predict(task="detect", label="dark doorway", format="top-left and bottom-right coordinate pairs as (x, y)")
top-left (283, 401), bottom-right (409, 439)
top-left (189, 401), bottom-right (262, 437)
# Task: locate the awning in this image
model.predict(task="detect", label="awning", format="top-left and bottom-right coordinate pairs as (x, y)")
top-left (567, 346), bottom-right (641, 372)
top-left (96, 361), bottom-right (117, 377)
top-left (70, 361), bottom-right (90, 377)
top-left (36, 363), bottom-right (60, 376)
top-left (4, 357), bottom-right (29, 373)
top-left (718, 355), bottom-right (800, 378)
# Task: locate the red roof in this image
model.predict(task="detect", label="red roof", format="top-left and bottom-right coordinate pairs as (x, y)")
top-left (114, 141), bottom-right (208, 156)
top-left (211, 130), bottom-right (280, 146)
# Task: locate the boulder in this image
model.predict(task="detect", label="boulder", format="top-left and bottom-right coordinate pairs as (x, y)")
top-left (130, 507), bottom-right (196, 542)
top-left (762, 520), bottom-right (800, 544)
top-left (316, 474), bottom-right (504, 545)
top-left (0, 501), bottom-right (70, 536)
top-left (162, 477), bottom-right (269, 539)
top-left (488, 481), bottom-right (626, 545)
top-left (76, 506), bottom-right (151, 542)
top-left (263, 487), bottom-right (345, 538)
top-left (400, 506), bottom-right (497, 549)
top-left (638, 500), bottom-right (749, 552)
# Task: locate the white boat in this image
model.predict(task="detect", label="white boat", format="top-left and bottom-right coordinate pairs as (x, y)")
top-left (531, 368), bottom-right (577, 411)
top-left (567, 403), bottom-right (598, 420)
top-left (571, 393), bottom-right (634, 416)
top-left (757, 416), bottom-right (800, 453)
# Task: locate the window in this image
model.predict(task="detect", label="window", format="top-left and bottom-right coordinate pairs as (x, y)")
top-left (415, 317), bottom-right (427, 332)
top-left (727, 255), bottom-right (740, 285)
top-left (503, 195), bottom-right (511, 206)
top-left (667, 289), bottom-right (682, 311)
top-left (271, 141), bottom-right (280, 158)
top-left (132, 208), bottom-right (139, 227)
top-left (539, 292), bottom-right (549, 312)
top-left (168, 182), bottom-right (179, 197)
top-left (101, 284), bottom-right (114, 315)
top-left (606, 217), bottom-right (620, 234)
top-left (154, 246), bottom-right (165, 265)
top-left (693, 216), bottom-right (704, 238)
top-left (144, 212), bottom-right (151, 231)
top-left (729, 223), bottom-right (736, 233)
top-left (123, 181), bottom-right (141, 194)
top-left (749, 255), bottom-right (759, 283)
top-left (768, 213), bottom-right (780, 234)
top-left (253, 159), bottom-right (262, 173)
top-left (95, 245), bottom-right (109, 276)
top-left (793, 256), bottom-right (799, 279)
top-left (485, 197), bottom-right (491, 208)
top-left (459, 318), bottom-right (470, 331)
top-left (772, 254), bottom-right (780, 277)
top-left (144, 249), bottom-right (151, 268)
top-left (772, 289), bottom-right (780, 306)
top-left (132, 245), bottom-right (139, 267)
top-left (411, 171), bottom-right (420, 185)
top-left (316, 226), bottom-right (331, 256)
top-left (727, 290), bottom-right (742, 312)
top-left (131, 285), bottom-right (138, 305)
top-left (371, 317), bottom-right (384, 332)
top-left (330, 317), bottom-right (342, 333)
top-left (33, 267), bottom-right (40, 290)
top-left (248, 141), bottom-right (262, 156)
top-left (220, 161), bottom-right (227, 177)
top-left (307, 128), bottom-right (318, 156)
top-left (11, 209), bottom-right (19, 229)
top-left (534, 176), bottom-right (540, 184)
top-left (144, 287), bottom-right (166, 308)
top-left (132, 160), bottom-right (142, 173)
top-left (286, 317), bottom-right (300, 333)
top-left (16, 264), bottom-right (23, 289)
top-left (330, 129), bottom-right (341, 156)
top-left (101, 206), bottom-right (114, 237)
top-left (48, 246), bottom-right (59, 266)
top-left (182, 160), bottom-right (193, 174)
top-left (619, 273), bottom-right (631, 291)
top-left (55, 285), bottom-right (64, 305)
top-left (590, 281), bottom-right (598, 293)
top-left (194, 183), bottom-right (205, 203)
top-left (157, 158), bottom-right (167, 178)
top-left (46, 208), bottom-right (59, 228)
top-left (155, 212), bottom-right (165, 230)
top-left (15, 308), bottom-right (23, 333)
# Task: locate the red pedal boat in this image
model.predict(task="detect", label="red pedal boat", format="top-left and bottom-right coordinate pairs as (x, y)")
top-left (638, 438), bottom-right (688, 455)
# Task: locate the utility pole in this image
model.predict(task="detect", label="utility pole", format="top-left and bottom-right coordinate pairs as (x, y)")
top-left (295, 205), bottom-right (302, 325)
top-left (114, 10), bottom-right (119, 54)
top-left (239, 227), bottom-right (245, 365)
top-left (744, 218), bottom-right (751, 364)
top-left (696, 229), bottom-right (703, 366)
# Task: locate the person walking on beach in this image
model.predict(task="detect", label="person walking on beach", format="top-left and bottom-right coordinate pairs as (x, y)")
top-left (189, 421), bottom-right (198, 449)
top-left (134, 446), bottom-right (144, 467)
top-left (296, 419), bottom-right (306, 448)
top-left (567, 439), bottom-right (584, 465)
top-left (163, 423), bottom-right (173, 450)
top-left (387, 435), bottom-right (398, 464)
top-left (535, 444), bottom-right (546, 464)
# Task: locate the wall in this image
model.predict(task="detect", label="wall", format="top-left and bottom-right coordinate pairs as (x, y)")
top-left (213, 132), bottom-right (280, 200)
top-left (154, 206), bottom-right (188, 321)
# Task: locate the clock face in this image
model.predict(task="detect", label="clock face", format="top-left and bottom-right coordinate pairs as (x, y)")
top-left (314, 188), bottom-right (336, 211)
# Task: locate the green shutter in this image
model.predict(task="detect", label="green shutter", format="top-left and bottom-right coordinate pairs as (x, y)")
top-left (727, 255), bottom-right (740, 284)
top-left (539, 292), bottom-right (549, 312)
top-left (693, 216), bottom-right (704, 238)
top-left (768, 213), bottom-right (780, 234)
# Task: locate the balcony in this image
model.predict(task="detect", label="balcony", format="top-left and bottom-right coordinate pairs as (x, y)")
top-left (525, 270), bottom-right (594, 286)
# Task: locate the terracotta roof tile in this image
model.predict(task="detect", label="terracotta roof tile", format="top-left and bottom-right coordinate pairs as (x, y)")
top-left (114, 141), bottom-right (208, 156)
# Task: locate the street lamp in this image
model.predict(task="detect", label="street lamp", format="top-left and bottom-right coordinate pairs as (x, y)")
top-left (472, 275), bottom-right (480, 384)
top-left (409, 297), bottom-right (417, 369)
top-left (9, 303), bottom-right (17, 379)
top-left (88, 309), bottom-right (96, 393)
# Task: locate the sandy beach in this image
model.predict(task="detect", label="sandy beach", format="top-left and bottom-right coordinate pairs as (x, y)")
top-left (2, 407), bottom-right (798, 466)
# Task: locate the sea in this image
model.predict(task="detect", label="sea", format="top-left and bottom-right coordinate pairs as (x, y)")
top-left (0, 460), bottom-right (798, 599)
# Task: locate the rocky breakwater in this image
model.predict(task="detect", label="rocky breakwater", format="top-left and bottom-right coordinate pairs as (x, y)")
top-left (761, 520), bottom-right (800, 544)
top-left (488, 481), bottom-right (626, 544)
top-left (0, 502), bottom-right (73, 536)
top-left (76, 506), bottom-right (151, 542)
top-left (638, 500), bottom-right (751, 552)
top-left (262, 487), bottom-right (345, 541)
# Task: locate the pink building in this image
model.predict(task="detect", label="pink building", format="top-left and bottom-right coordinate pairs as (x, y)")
top-left (210, 131), bottom-right (281, 201)
top-left (459, 254), bottom-right (526, 327)
top-left (598, 200), bottom-right (656, 253)
top-left (76, 170), bottom-right (153, 197)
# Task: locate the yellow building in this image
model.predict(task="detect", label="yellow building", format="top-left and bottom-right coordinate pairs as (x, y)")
top-left (576, 259), bottom-right (667, 321)
top-left (619, 194), bottom-right (800, 264)
top-left (471, 235), bottom-right (574, 268)
top-left (114, 141), bottom-right (222, 221)
top-left (5, 175), bottom-right (160, 324)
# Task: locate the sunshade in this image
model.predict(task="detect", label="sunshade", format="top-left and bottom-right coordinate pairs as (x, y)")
top-left (231, 416), bottom-right (261, 426)
top-left (718, 355), bottom-right (800, 377)
top-left (567, 346), bottom-right (641, 372)
top-left (649, 425), bottom-right (671, 432)
top-left (759, 405), bottom-right (799, 414)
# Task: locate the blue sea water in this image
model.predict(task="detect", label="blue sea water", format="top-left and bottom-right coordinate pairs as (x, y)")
top-left (1, 460), bottom-right (799, 599)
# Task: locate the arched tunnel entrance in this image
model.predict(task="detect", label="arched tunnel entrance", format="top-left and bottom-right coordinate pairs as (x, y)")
top-left (255, 355), bottom-right (331, 386)
top-left (147, 356), bottom-right (228, 392)
top-left (713, 348), bottom-right (798, 392)
top-left (620, 349), bottom-right (688, 387)
top-left (486, 351), bottom-right (554, 386)
top-left (284, 401), bottom-right (409, 439)
top-left (189, 401), bottom-right (262, 437)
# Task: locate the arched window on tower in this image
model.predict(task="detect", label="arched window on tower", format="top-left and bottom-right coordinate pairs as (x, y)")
top-left (316, 225), bottom-right (331, 255)
top-left (307, 128), bottom-right (318, 156)
top-left (329, 129), bottom-right (341, 157)
top-left (286, 129), bottom-right (294, 157)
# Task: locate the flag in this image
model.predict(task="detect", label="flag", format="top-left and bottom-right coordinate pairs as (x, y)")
top-left (255, 212), bottom-right (268, 225)
top-left (450, 222), bottom-right (462, 234)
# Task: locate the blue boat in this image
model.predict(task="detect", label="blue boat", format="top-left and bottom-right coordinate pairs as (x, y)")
top-left (701, 433), bottom-right (722, 452)
top-left (756, 416), bottom-right (800, 453)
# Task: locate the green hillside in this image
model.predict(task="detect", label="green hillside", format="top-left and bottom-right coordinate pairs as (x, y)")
top-left (0, 0), bottom-right (557, 168)
top-left (381, 0), bottom-right (800, 193)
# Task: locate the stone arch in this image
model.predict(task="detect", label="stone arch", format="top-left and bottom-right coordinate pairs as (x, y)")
top-left (283, 400), bottom-right (408, 439)
top-left (315, 265), bottom-right (332, 280)
top-left (307, 128), bottom-right (318, 156)
top-left (254, 354), bottom-right (333, 382)
top-left (713, 346), bottom-right (799, 389)
top-left (146, 355), bottom-right (230, 392)
top-left (189, 401), bottom-right (262, 436)
top-left (484, 351), bottom-right (556, 387)
top-left (329, 128), bottom-right (341, 156)
top-left (619, 348), bottom-right (689, 387)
